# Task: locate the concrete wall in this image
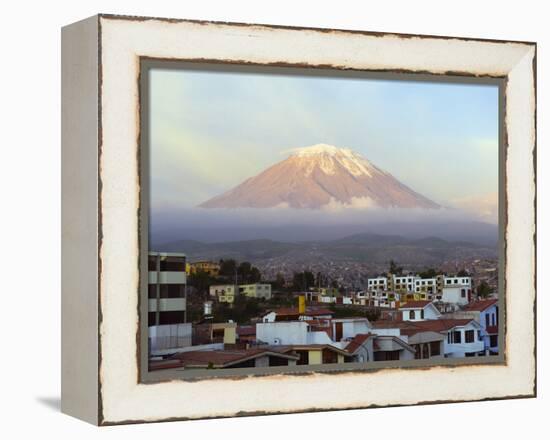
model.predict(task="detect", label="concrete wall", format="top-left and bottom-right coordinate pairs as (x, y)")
top-left (149, 323), bottom-right (192, 351)
top-left (441, 286), bottom-right (469, 305)
top-left (256, 321), bottom-right (309, 345)
top-left (331, 319), bottom-right (370, 341)
top-left (148, 298), bottom-right (186, 312)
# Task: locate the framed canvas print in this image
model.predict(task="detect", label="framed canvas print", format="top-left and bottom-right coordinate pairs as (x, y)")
top-left (61, 14), bottom-right (536, 425)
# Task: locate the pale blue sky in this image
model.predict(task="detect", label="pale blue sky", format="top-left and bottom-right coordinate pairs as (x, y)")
top-left (148, 67), bottom-right (499, 214)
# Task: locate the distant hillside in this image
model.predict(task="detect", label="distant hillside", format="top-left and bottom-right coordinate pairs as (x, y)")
top-left (155, 233), bottom-right (497, 266)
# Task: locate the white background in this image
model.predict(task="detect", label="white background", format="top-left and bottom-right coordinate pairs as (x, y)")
top-left (0, 0), bottom-right (546, 438)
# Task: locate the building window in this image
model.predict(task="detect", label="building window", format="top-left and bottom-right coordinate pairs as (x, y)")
top-left (452, 331), bottom-right (461, 344)
top-left (160, 258), bottom-right (186, 271)
top-left (410, 310), bottom-right (416, 320)
top-left (485, 314), bottom-right (490, 328)
top-left (420, 309), bottom-right (425, 319)
top-left (465, 330), bottom-right (475, 343)
top-left (490, 335), bottom-right (498, 348)
top-left (461, 289), bottom-right (466, 298)
top-left (148, 257), bottom-right (158, 271)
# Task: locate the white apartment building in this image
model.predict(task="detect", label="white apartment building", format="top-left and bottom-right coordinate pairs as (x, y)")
top-left (148, 252), bottom-right (187, 326)
top-left (366, 274), bottom-right (473, 304)
top-left (367, 277), bottom-right (388, 291)
top-left (414, 278), bottom-right (437, 294)
top-left (392, 275), bottom-right (416, 292)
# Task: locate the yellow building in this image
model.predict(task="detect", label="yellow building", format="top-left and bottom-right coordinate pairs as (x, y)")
top-left (189, 261), bottom-right (220, 277)
top-left (210, 285), bottom-right (236, 303)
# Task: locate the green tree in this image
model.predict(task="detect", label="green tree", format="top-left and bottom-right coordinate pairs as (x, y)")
top-left (273, 272), bottom-right (286, 289)
top-left (476, 280), bottom-right (492, 298)
top-left (292, 271), bottom-right (315, 291)
top-left (419, 268), bottom-right (437, 279)
top-left (187, 270), bottom-right (212, 296)
top-left (219, 259), bottom-right (237, 277)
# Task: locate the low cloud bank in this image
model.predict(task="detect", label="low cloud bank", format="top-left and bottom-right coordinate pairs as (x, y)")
top-left (150, 202), bottom-right (499, 246)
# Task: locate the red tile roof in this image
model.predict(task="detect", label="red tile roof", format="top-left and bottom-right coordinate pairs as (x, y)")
top-left (345, 333), bottom-right (373, 354)
top-left (170, 348), bottom-right (299, 368)
top-left (264, 307), bottom-right (335, 317)
top-left (370, 320), bottom-right (412, 329)
top-left (276, 344), bottom-right (351, 356)
top-left (406, 318), bottom-right (476, 332)
top-left (399, 300), bottom-right (433, 309)
top-left (463, 299), bottom-right (498, 312)
top-left (371, 318), bottom-right (478, 336)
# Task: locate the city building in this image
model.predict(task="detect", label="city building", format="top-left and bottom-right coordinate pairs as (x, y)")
top-left (399, 300), bottom-right (442, 321)
top-left (209, 284), bottom-right (236, 303)
top-left (462, 299), bottom-right (499, 354)
top-left (373, 335), bottom-right (416, 361)
top-left (366, 273), bottom-right (473, 307)
top-left (162, 347), bottom-right (300, 370)
top-left (343, 333), bottom-right (375, 363)
top-left (367, 277), bottom-right (388, 291)
top-left (193, 321), bottom-right (237, 345)
top-left (148, 252), bottom-right (187, 326)
top-left (149, 323), bottom-right (192, 353)
top-left (239, 283), bottom-right (272, 300)
top-left (388, 275), bottom-right (416, 293)
top-left (188, 260), bottom-right (220, 277)
top-left (288, 344), bottom-right (352, 365)
top-left (414, 277), bottom-right (437, 294)
top-left (436, 276), bottom-right (473, 305)
top-left (411, 319), bottom-right (485, 357)
top-left (330, 318), bottom-right (371, 342)
top-left (261, 307), bottom-right (335, 323)
top-left (210, 283), bottom-right (272, 302)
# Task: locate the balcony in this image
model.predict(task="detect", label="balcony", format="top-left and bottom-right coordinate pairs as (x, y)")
top-left (148, 271), bottom-right (187, 284)
top-left (148, 298), bottom-right (186, 312)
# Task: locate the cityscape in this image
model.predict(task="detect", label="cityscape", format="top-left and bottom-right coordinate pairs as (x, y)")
top-left (147, 252), bottom-right (499, 372)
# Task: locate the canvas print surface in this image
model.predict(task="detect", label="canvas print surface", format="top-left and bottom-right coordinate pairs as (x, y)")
top-left (144, 64), bottom-right (501, 374)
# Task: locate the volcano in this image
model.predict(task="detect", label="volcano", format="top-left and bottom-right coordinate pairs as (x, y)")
top-left (198, 144), bottom-right (440, 210)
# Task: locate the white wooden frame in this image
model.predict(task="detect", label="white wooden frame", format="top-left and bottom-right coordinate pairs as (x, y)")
top-left (61, 14), bottom-right (536, 425)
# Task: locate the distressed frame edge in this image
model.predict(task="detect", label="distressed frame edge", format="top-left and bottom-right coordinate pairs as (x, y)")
top-left (137, 61), bottom-right (508, 384)
top-left (97, 12), bottom-right (537, 47)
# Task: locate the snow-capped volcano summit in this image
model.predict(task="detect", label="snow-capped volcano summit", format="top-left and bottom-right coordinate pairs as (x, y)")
top-left (288, 144), bottom-right (379, 178)
top-left (198, 144), bottom-right (439, 210)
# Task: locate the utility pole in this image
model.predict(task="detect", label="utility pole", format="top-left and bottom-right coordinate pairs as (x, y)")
top-left (155, 254), bottom-right (160, 326)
